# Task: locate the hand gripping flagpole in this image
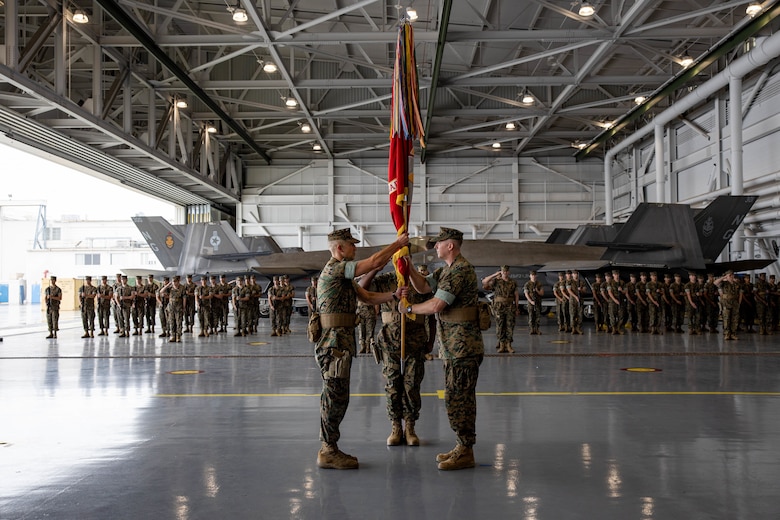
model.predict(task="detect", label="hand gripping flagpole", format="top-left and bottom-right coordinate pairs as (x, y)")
top-left (389, 18), bottom-right (425, 372)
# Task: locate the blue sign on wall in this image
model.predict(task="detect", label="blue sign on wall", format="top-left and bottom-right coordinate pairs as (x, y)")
top-left (0, 284), bottom-right (8, 303)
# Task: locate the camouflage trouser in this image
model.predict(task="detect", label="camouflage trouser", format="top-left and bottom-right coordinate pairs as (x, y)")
top-left (132, 304), bottom-right (144, 330)
top-left (568, 299), bottom-right (582, 331)
top-left (757, 303), bottom-right (771, 332)
top-left (686, 304), bottom-right (700, 333)
top-left (211, 302), bottom-right (222, 331)
top-left (98, 305), bottom-right (111, 331)
top-left (608, 301), bottom-right (624, 331)
top-left (357, 312), bottom-right (376, 347)
top-left (627, 303), bottom-right (637, 330)
top-left (636, 302), bottom-right (648, 332)
top-left (671, 303), bottom-right (684, 330)
top-left (47, 307), bottom-right (60, 332)
top-left (222, 301), bottom-right (230, 328)
top-left (270, 307), bottom-right (281, 331)
top-left (198, 304), bottom-right (212, 332)
top-left (527, 303), bottom-right (541, 331)
top-left (169, 307), bottom-right (184, 336)
top-left (381, 349), bottom-right (425, 422)
top-left (443, 355), bottom-right (483, 447)
top-left (238, 306), bottom-right (250, 333)
top-left (593, 303), bottom-right (604, 330)
top-left (112, 302), bottom-right (121, 330)
top-left (706, 302), bottom-right (719, 331)
top-left (119, 305), bottom-right (132, 333)
top-left (493, 304), bottom-right (516, 343)
top-left (159, 304), bottom-right (169, 334)
top-left (722, 301), bottom-right (739, 336)
top-left (145, 302), bottom-right (156, 329)
top-left (649, 303), bottom-right (663, 331)
top-left (556, 301), bottom-right (567, 329)
top-left (81, 306), bottom-right (96, 331)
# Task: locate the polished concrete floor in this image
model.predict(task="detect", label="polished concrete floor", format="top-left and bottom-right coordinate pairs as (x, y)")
top-left (2, 305), bottom-right (780, 520)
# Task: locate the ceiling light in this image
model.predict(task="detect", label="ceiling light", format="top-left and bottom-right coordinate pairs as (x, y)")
top-left (492, 142), bottom-right (502, 149)
top-left (746, 2), bottom-right (762, 16)
top-left (573, 140), bottom-right (587, 150)
top-left (634, 95), bottom-right (647, 105)
top-left (312, 143), bottom-right (322, 151)
top-left (175, 98), bottom-right (188, 109)
top-left (521, 92), bottom-right (534, 105)
top-left (285, 97), bottom-right (298, 108)
top-left (406, 7), bottom-right (418, 21)
top-left (232, 7), bottom-right (248, 22)
top-left (679, 54), bottom-right (693, 68)
top-left (206, 124), bottom-right (217, 134)
top-left (72, 9), bottom-right (89, 23)
top-left (301, 122), bottom-right (312, 133)
top-left (260, 60), bottom-right (278, 73)
top-left (578, 1), bottom-right (595, 17)
top-left (505, 122), bottom-right (516, 130)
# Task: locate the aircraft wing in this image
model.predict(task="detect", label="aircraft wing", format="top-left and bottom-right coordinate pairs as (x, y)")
top-left (704, 258), bottom-right (777, 273)
top-left (538, 260), bottom-right (612, 273)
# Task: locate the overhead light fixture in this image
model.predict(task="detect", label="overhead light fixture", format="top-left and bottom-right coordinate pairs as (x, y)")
top-left (301, 122), bottom-right (312, 133)
top-left (578, 1), bottom-right (595, 17)
top-left (206, 124), bottom-right (217, 134)
top-left (259, 59), bottom-right (278, 73)
top-left (406, 7), bottom-right (418, 21)
top-left (679, 54), bottom-right (693, 68)
top-left (492, 142), bottom-right (502, 149)
top-left (746, 2), bottom-right (762, 16)
top-left (312, 143), bottom-right (322, 152)
top-left (175, 98), bottom-right (188, 109)
top-left (231, 7), bottom-right (248, 22)
top-left (72, 9), bottom-right (89, 23)
top-left (505, 122), bottom-right (516, 130)
top-left (634, 95), bottom-right (647, 105)
top-left (521, 92), bottom-right (534, 105)
top-left (572, 140), bottom-right (587, 150)
top-left (285, 97), bottom-right (298, 108)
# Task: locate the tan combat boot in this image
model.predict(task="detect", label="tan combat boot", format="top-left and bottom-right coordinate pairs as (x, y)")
top-left (437, 444), bottom-right (475, 471)
top-left (505, 343), bottom-right (515, 353)
top-left (317, 442), bottom-right (358, 469)
top-left (436, 445), bottom-right (459, 463)
top-left (404, 419), bottom-right (420, 446)
top-left (387, 421), bottom-right (403, 446)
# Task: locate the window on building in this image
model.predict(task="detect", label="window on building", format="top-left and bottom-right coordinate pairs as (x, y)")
top-left (45, 227), bottom-right (62, 240)
top-left (76, 253), bottom-right (101, 265)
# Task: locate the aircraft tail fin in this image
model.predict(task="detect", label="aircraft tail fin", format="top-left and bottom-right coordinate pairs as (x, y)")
top-left (599, 203), bottom-right (706, 270)
top-left (178, 221), bottom-right (261, 276)
top-left (131, 216), bottom-right (185, 270)
top-left (693, 195), bottom-right (758, 263)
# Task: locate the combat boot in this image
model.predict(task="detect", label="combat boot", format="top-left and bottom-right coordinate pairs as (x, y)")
top-left (437, 444), bottom-right (475, 471)
top-left (505, 343), bottom-right (515, 353)
top-left (271, 330), bottom-right (279, 337)
top-left (317, 442), bottom-right (358, 469)
top-left (436, 445), bottom-right (458, 463)
top-left (404, 419), bottom-right (420, 446)
top-left (82, 332), bottom-right (90, 338)
top-left (387, 421), bottom-right (403, 446)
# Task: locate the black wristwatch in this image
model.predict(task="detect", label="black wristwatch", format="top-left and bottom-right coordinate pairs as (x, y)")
top-left (392, 293), bottom-right (399, 302)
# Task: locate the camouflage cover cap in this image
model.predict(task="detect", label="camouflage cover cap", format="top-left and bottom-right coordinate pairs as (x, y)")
top-left (328, 228), bottom-right (360, 243)
top-left (429, 227), bottom-right (463, 243)
top-left (85, 275), bottom-right (92, 280)
top-left (724, 270), bottom-right (734, 276)
top-left (501, 265), bottom-right (510, 271)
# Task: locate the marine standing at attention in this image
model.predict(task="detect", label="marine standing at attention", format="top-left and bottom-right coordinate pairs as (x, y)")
top-left (402, 227), bottom-right (484, 471)
top-left (315, 228), bottom-right (409, 470)
top-left (524, 270), bottom-right (544, 335)
top-left (97, 275), bottom-right (113, 336)
top-left (482, 265), bottom-right (519, 352)
top-left (79, 275), bottom-right (98, 338)
top-left (45, 276), bottom-right (63, 339)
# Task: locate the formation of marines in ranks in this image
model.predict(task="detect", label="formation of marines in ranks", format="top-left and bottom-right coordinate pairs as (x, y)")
top-left (50, 272), bottom-right (299, 341)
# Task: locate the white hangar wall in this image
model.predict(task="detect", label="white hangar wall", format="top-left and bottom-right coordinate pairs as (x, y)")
top-left (239, 157), bottom-right (605, 251)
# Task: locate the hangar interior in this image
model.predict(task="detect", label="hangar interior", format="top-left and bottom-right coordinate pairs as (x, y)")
top-left (1, 0), bottom-right (780, 271)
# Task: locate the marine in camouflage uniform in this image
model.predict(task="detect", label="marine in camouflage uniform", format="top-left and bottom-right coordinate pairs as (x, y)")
top-left (566, 270), bottom-right (586, 335)
top-left (315, 227), bottom-right (408, 470)
top-left (404, 227), bottom-right (484, 471)
top-left (716, 271), bottom-right (741, 340)
top-left (281, 275), bottom-right (294, 334)
top-left (591, 273), bottom-right (605, 332)
top-left (79, 276), bottom-right (98, 338)
top-left (668, 274), bottom-right (685, 332)
top-left (754, 272), bottom-right (772, 335)
top-left (115, 275), bottom-right (134, 337)
top-left (634, 272), bottom-right (648, 333)
top-left (645, 272), bottom-right (664, 334)
top-left (740, 275), bottom-right (756, 332)
top-left (524, 271), bottom-right (544, 335)
top-left (482, 265), bottom-right (519, 352)
top-left (625, 273), bottom-right (638, 332)
top-left (305, 276), bottom-right (318, 314)
top-left (268, 277), bottom-right (283, 336)
top-left (131, 277), bottom-right (146, 336)
top-left (362, 270), bottom-right (429, 446)
top-left (196, 278), bottom-right (212, 337)
top-left (553, 272), bottom-right (569, 332)
top-left (145, 275), bottom-right (159, 334)
top-left (111, 273), bottom-right (123, 334)
top-left (661, 274), bottom-right (674, 331)
top-left (249, 275), bottom-right (262, 334)
top-left (97, 275), bottom-right (113, 336)
top-left (684, 272), bottom-right (702, 335)
top-left (162, 276), bottom-right (186, 342)
top-left (208, 276), bottom-right (221, 334)
top-left (605, 270), bottom-right (626, 335)
top-left (218, 274), bottom-right (231, 332)
top-left (703, 273), bottom-right (720, 333)
top-left (45, 276), bottom-right (62, 339)
top-left (184, 275), bottom-right (197, 333)
top-left (157, 276), bottom-right (171, 338)
top-left (356, 300), bottom-right (377, 353)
